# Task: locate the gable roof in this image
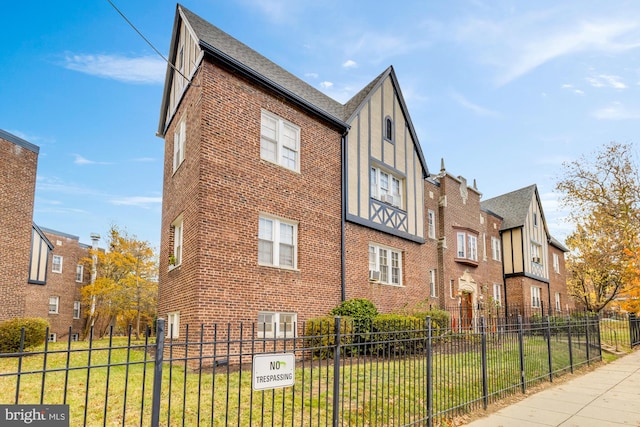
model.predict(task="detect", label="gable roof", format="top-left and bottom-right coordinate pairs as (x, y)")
top-left (481, 184), bottom-right (538, 231)
top-left (0, 129), bottom-right (39, 153)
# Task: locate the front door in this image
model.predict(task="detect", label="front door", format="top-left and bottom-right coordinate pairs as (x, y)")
top-left (461, 292), bottom-right (473, 329)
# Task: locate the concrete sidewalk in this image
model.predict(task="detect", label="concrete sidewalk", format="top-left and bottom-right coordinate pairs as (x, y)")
top-left (464, 349), bottom-right (640, 426)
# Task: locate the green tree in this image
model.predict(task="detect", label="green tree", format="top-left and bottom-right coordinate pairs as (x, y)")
top-left (556, 142), bottom-right (640, 312)
top-left (82, 226), bottom-right (157, 338)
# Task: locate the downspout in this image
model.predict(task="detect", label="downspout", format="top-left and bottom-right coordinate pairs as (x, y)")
top-left (340, 131), bottom-right (348, 302)
top-left (500, 232), bottom-right (508, 316)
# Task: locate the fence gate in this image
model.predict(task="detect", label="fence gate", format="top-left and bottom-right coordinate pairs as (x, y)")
top-left (630, 314), bottom-right (640, 347)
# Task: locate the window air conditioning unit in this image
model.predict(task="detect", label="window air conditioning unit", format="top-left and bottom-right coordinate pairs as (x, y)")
top-left (369, 270), bottom-right (380, 281)
top-left (381, 194), bottom-right (395, 205)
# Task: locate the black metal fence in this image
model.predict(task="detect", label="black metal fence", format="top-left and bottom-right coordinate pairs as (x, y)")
top-left (0, 313), bottom-right (629, 426)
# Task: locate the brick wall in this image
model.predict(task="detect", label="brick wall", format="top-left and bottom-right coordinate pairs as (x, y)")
top-left (0, 136), bottom-right (38, 321)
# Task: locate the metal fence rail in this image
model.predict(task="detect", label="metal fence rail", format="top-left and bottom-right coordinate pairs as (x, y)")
top-left (0, 313), bottom-right (619, 426)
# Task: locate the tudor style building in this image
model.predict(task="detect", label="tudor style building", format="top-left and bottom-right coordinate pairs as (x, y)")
top-left (157, 5), bottom-right (571, 336)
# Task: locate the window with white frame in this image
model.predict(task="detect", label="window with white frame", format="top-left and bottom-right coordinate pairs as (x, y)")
top-left (493, 283), bottom-right (502, 306)
top-left (257, 312), bottom-right (297, 337)
top-left (456, 231), bottom-right (478, 262)
top-left (369, 244), bottom-right (402, 286)
top-left (71, 333), bottom-right (79, 342)
top-left (167, 312), bottom-right (180, 338)
top-left (173, 117), bottom-right (186, 172)
top-left (260, 110), bottom-right (300, 172)
top-left (531, 243), bottom-right (542, 264)
top-left (491, 237), bottom-right (501, 261)
top-left (49, 296), bottom-right (59, 314)
top-left (73, 301), bottom-right (81, 319)
top-left (258, 216), bottom-right (297, 269)
top-left (76, 264), bottom-right (84, 282)
top-left (370, 166), bottom-right (403, 209)
top-left (531, 287), bottom-right (541, 308)
top-left (52, 255), bottom-right (63, 273)
top-left (553, 253), bottom-right (560, 273)
top-left (555, 292), bottom-right (561, 312)
top-left (428, 210), bottom-right (436, 239)
top-left (429, 269), bottom-right (437, 297)
top-left (48, 333), bottom-right (57, 343)
top-left (170, 215), bottom-right (183, 268)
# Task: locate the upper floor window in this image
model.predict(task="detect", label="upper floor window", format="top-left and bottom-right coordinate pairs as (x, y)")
top-left (555, 292), bottom-right (561, 312)
top-left (429, 269), bottom-right (437, 297)
top-left (384, 116), bottom-right (393, 141)
top-left (260, 111), bottom-right (300, 172)
top-left (170, 215), bottom-right (184, 268)
top-left (493, 283), bottom-right (502, 306)
top-left (258, 311), bottom-right (297, 338)
top-left (491, 237), bottom-right (501, 261)
top-left (75, 264), bottom-right (84, 282)
top-left (73, 301), bottom-right (81, 319)
top-left (369, 243), bottom-right (402, 286)
top-left (553, 253), bottom-right (560, 273)
top-left (52, 255), bottom-right (63, 273)
top-left (49, 296), bottom-right (59, 314)
top-left (456, 231), bottom-right (478, 263)
top-left (531, 242), bottom-right (542, 265)
top-left (173, 117), bottom-right (186, 172)
top-left (428, 210), bottom-right (436, 239)
top-left (258, 215), bottom-right (297, 269)
top-left (533, 212), bottom-right (538, 227)
top-left (370, 167), bottom-right (403, 209)
top-left (531, 286), bottom-right (541, 308)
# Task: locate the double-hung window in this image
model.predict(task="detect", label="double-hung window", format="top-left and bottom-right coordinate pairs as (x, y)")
top-left (555, 292), bottom-right (561, 312)
top-left (52, 255), bottom-right (63, 273)
top-left (553, 253), bottom-right (560, 273)
top-left (173, 117), bottom-right (186, 172)
top-left (260, 111), bottom-right (300, 172)
top-left (428, 210), bottom-right (436, 239)
top-left (493, 283), bottom-right (502, 306)
top-left (531, 243), bottom-right (542, 264)
top-left (429, 269), bottom-right (437, 297)
top-left (49, 296), bottom-right (59, 314)
top-left (73, 301), bottom-right (81, 319)
top-left (258, 216), bottom-right (297, 269)
top-left (167, 312), bottom-right (180, 338)
top-left (531, 287), bottom-right (541, 308)
top-left (170, 215), bottom-right (183, 268)
top-left (369, 244), bottom-right (402, 286)
top-left (258, 312), bottom-right (297, 337)
top-left (370, 167), bottom-right (403, 209)
top-left (456, 230), bottom-right (478, 262)
top-left (76, 264), bottom-right (84, 282)
top-left (491, 237), bottom-right (501, 261)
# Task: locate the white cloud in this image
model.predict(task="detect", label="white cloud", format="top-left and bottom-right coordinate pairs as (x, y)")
top-left (451, 92), bottom-right (501, 118)
top-left (73, 154), bottom-right (111, 165)
top-left (586, 74), bottom-right (627, 89)
top-left (304, 72), bottom-right (319, 79)
top-left (342, 59), bottom-right (357, 69)
top-left (592, 102), bottom-right (640, 119)
top-left (62, 54), bottom-right (166, 84)
top-left (109, 196), bottom-right (162, 207)
top-left (320, 81), bottom-right (333, 89)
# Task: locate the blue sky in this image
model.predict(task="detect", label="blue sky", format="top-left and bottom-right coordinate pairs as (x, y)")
top-left (3, 0), bottom-right (640, 250)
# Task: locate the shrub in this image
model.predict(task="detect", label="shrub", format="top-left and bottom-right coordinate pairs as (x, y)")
top-left (329, 298), bottom-right (378, 337)
top-left (408, 309), bottom-right (451, 336)
top-left (304, 316), bottom-right (354, 359)
top-left (0, 318), bottom-right (49, 353)
top-left (371, 314), bottom-right (424, 355)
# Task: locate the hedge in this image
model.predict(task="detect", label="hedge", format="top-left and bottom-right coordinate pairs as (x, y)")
top-left (0, 318), bottom-right (49, 353)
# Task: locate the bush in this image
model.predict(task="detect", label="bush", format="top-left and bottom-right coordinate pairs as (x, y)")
top-left (329, 298), bottom-right (378, 338)
top-left (407, 309), bottom-right (451, 336)
top-left (371, 314), bottom-right (424, 355)
top-left (304, 316), bottom-right (354, 359)
top-left (0, 318), bottom-right (49, 353)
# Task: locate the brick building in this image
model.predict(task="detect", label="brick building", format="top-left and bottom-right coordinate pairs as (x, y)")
top-left (0, 129), bottom-right (90, 340)
top-left (156, 5), bottom-right (570, 337)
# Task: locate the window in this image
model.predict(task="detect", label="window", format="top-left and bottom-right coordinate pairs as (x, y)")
top-left (531, 287), bottom-right (541, 308)
top-left (384, 117), bottom-right (393, 141)
top-left (171, 215), bottom-right (184, 267)
top-left (369, 244), bottom-right (402, 286)
top-left (73, 301), bottom-right (81, 319)
top-left (258, 216), bottom-right (297, 269)
top-left (173, 117), bottom-right (186, 172)
top-left (533, 212), bottom-right (538, 227)
top-left (71, 333), bottom-right (79, 342)
top-left (555, 292), bottom-right (561, 312)
top-left (428, 210), bottom-right (436, 239)
top-left (167, 312), bottom-right (180, 338)
top-left (429, 269), bottom-right (437, 297)
top-left (76, 264), bottom-right (84, 282)
top-left (553, 253), bottom-right (560, 273)
top-left (493, 284), bottom-right (502, 306)
top-left (49, 296), bottom-right (59, 314)
top-left (456, 231), bottom-right (478, 262)
top-left (258, 312), bottom-right (297, 337)
top-left (531, 243), bottom-right (542, 264)
top-left (48, 333), bottom-right (57, 343)
top-left (491, 237), bottom-right (501, 261)
top-left (52, 255), bottom-right (63, 273)
top-left (260, 111), bottom-right (300, 172)
top-left (370, 167), bottom-right (403, 209)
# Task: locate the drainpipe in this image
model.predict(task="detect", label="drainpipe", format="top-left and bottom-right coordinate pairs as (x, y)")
top-left (340, 131), bottom-right (347, 302)
top-left (89, 233), bottom-right (100, 328)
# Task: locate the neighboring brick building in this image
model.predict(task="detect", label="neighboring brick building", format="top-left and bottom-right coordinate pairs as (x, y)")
top-left (0, 129), bottom-right (91, 340)
top-left (156, 5), bottom-right (570, 337)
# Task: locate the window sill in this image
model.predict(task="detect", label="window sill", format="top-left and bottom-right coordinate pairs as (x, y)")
top-left (454, 258), bottom-right (478, 267)
top-left (168, 263), bottom-right (181, 271)
top-left (258, 263), bottom-right (300, 272)
top-left (370, 281), bottom-right (404, 288)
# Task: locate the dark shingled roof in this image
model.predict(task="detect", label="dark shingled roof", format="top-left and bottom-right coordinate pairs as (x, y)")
top-left (481, 185), bottom-right (537, 230)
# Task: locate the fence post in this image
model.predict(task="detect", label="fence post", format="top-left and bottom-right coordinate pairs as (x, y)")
top-left (630, 314), bottom-right (638, 347)
top-left (518, 315), bottom-right (526, 394)
top-left (480, 316), bottom-right (489, 410)
top-left (545, 315), bottom-right (553, 382)
top-left (151, 319), bottom-right (165, 427)
top-left (567, 314), bottom-right (574, 374)
top-left (332, 316), bottom-right (342, 427)
top-left (426, 316), bottom-right (433, 427)
top-left (585, 313), bottom-right (590, 366)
